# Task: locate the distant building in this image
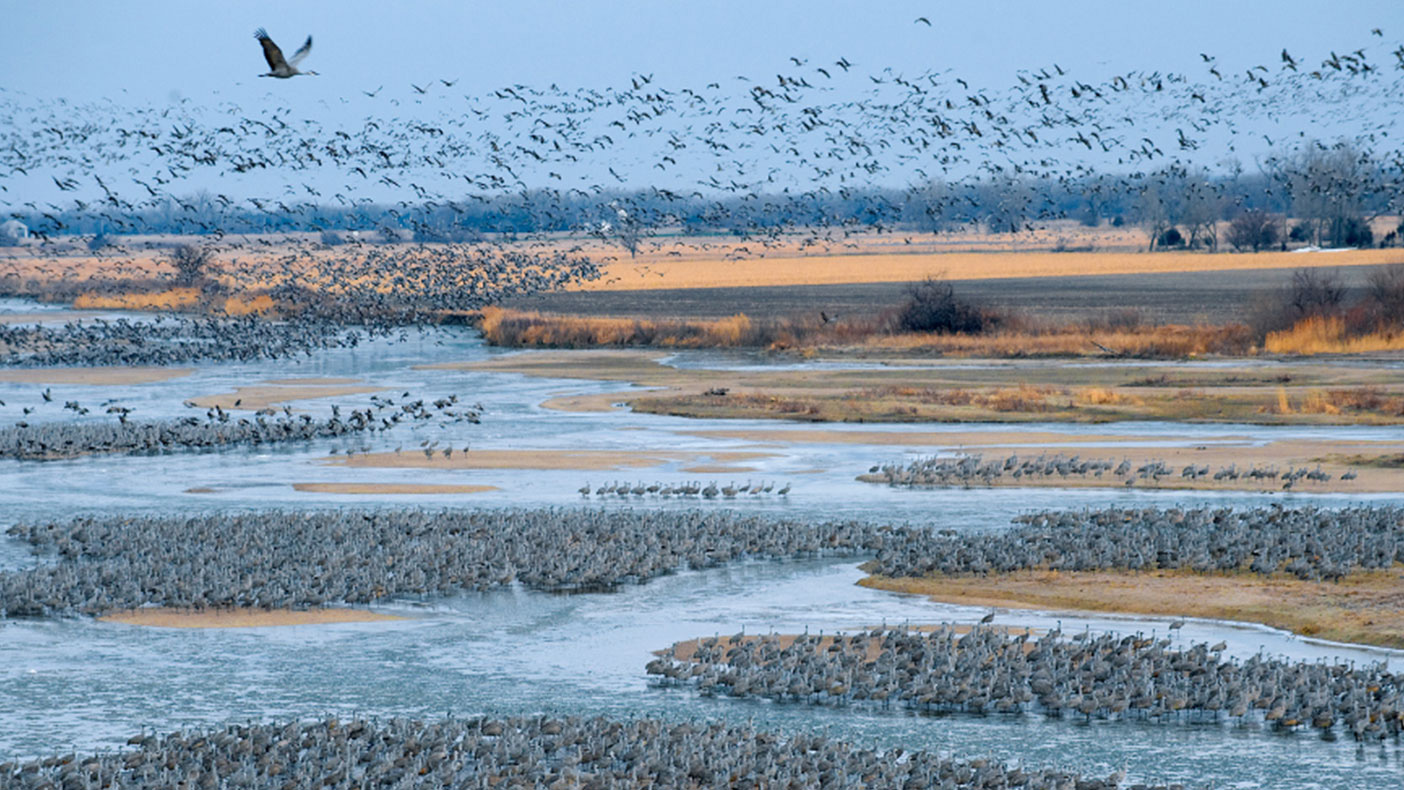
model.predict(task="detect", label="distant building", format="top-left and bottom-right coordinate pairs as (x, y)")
top-left (0, 220), bottom-right (27, 244)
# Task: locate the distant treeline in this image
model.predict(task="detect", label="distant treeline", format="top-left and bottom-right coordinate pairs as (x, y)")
top-left (12, 142), bottom-right (1402, 248)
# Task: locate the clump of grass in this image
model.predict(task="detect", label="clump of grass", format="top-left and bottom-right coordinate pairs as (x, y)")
top-left (1076, 387), bottom-right (1142, 406)
top-left (1265, 315), bottom-right (1404, 355)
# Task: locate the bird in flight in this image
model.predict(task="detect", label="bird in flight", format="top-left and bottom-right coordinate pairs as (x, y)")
top-left (914, 16), bottom-right (932, 26)
top-left (254, 28), bottom-right (317, 78)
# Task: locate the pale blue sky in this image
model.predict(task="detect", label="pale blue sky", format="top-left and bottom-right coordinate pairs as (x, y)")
top-left (5, 1), bottom-right (1401, 103)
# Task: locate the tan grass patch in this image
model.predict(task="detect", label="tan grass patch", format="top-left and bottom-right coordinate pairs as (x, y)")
top-left (1266, 315), bottom-right (1404, 355)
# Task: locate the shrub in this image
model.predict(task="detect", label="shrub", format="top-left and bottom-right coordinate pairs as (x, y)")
top-left (1337, 216), bottom-right (1373, 248)
top-left (1110, 215), bottom-right (1125, 227)
top-left (1156, 227), bottom-right (1184, 248)
top-left (891, 278), bottom-right (990, 335)
top-left (1289, 222), bottom-right (1314, 243)
top-left (319, 229), bottom-right (345, 246)
top-left (1225, 210), bottom-right (1279, 252)
top-left (87, 233), bottom-right (111, 252)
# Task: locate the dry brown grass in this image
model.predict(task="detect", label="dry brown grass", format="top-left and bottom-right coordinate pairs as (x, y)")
top-left (1265, 386), bottom-right (1404, 418)
top-left (1265, 315), bottom-right (1404, 354)
top-left (860, 568), bottom-right (1404, 649)
top-left (479, 306), bottom-right (1254, 358)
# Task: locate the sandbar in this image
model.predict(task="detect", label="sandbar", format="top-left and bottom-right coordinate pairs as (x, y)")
top-left (861, 568), bottom-right (1404, 649)
top-left (291, 482), bottom-right (499, 495)
top-left (99, 607), bottom-right (408, 629)
top-left (0, 366), bottom-right (193, 385)
top-left (328, 448), bottom-right (773, 471)
top-left (186, 383), bottom-right (387, 410)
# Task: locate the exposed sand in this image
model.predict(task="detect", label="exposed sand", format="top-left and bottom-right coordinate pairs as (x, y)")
top-left (0, 366), bottom-right (193, 385)
top-left (861, 569), bottom-right (1404, 649)
top-left (540, 392), bottom-right (635, 412)
top-left (291, 482), bottom-right (499, 495)
top-left (186, 382), bottom-right (386, 410)
top-left (680, 465), bottom-right (757, 474)
top-left (99, 607), bottom-right (408, 629)
top-left (328, 448), bottom-right (775, 471)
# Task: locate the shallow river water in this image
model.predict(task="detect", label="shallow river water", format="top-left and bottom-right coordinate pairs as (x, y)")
top-left (2, 317), bottom-right (1402, 787)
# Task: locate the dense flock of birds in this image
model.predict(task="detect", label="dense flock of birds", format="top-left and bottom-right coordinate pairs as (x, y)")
top-left (651, 626), bottom-right (1404, 741)
top-left (0, 315), bottom-right (367, 367)
top-left (0, 394), bottom-right (475, 460)
top-left (579, 479), bottom-right (792, 498)
top-left (0, 716), bottom-right (1159, 790)
top-left (0, 509), bottom-right (888, 616)
top-left (866, 453), bottom-right (1351, 490)
top-left (872, 505), bottom-right (1404, 582)
top-left (4, 503), bottom-right (1397, 616)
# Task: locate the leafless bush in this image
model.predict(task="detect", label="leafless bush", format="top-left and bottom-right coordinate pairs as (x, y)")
top-left (1290, 268), bottom-right (1345, 317)
top-left (1365, 264), bottom-right (1404, 328)
top-left (889, 277), bottom-right (992, 335)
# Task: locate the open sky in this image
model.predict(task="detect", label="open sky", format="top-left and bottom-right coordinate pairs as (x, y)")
top-left (5, 1), bottom-right (1402, 104)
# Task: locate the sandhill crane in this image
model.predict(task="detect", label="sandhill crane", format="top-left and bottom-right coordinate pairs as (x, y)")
top-left (254, 28), bottom-right (317, 78)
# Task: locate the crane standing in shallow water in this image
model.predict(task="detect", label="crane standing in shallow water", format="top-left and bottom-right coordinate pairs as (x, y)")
top-left (254, 28), bottom-right (317, 78)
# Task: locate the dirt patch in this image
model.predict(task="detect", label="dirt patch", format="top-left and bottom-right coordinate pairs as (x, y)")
top-left (328, 448), bottom-right (775, 471)
top-left (98, 607), bottom-right (408, 629)
top-left (860, 569), bottom-right (1404, 649)
top-left (291, 482), bottom-right (499, 495)
top-left (0, 366), bottom-right (193, 385)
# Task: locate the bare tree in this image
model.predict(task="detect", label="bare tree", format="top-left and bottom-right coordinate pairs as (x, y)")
top-left (1179, 177), bottom-right (1221, 250)
top-left (169, 244), bottom-right (212, 285)
top-left (1135, 183), bottom-right (1173, 251)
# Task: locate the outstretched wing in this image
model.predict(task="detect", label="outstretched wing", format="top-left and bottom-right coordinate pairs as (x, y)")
top-left (288, 35), bottom-right (313, 67)
top-left (254, 28), bottom-right (288, 71)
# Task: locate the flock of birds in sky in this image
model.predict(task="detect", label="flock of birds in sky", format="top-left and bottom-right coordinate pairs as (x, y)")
top-left (0, 23), bottom-right (1401, 262)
